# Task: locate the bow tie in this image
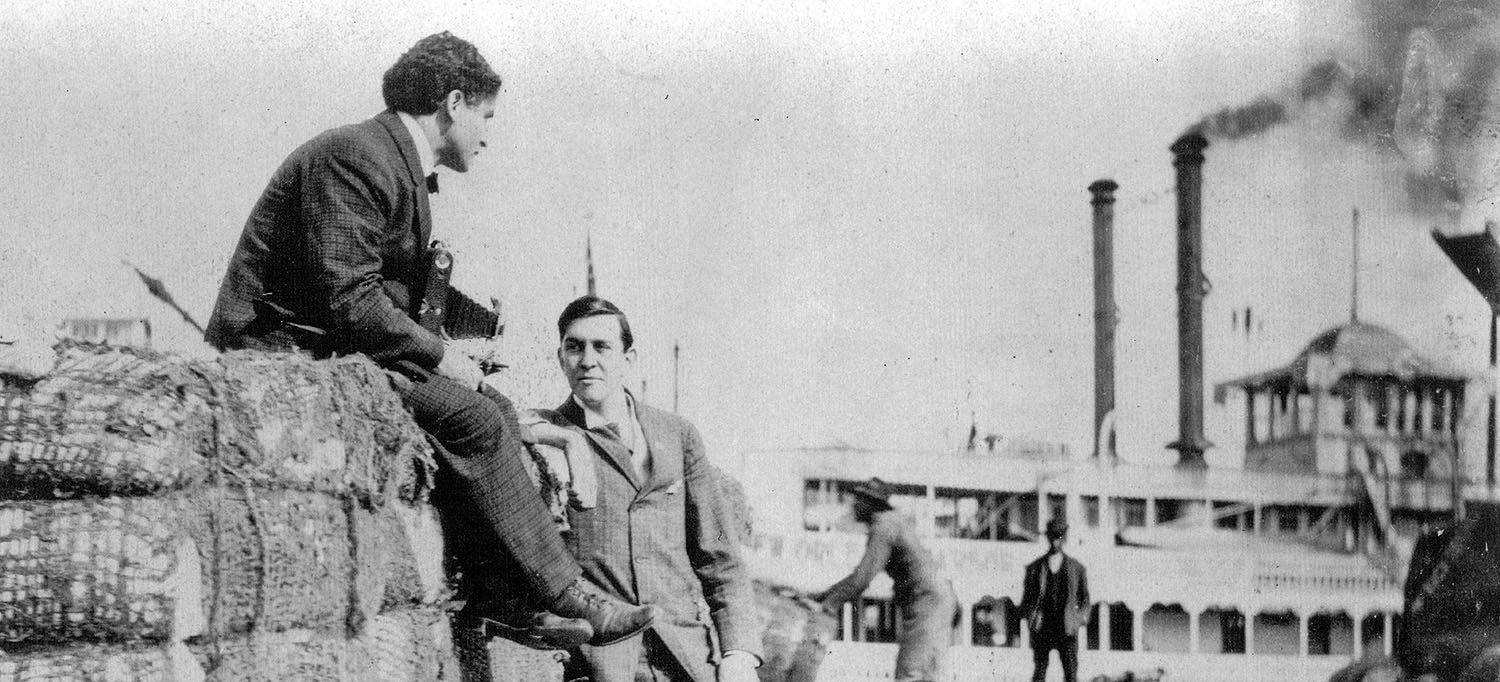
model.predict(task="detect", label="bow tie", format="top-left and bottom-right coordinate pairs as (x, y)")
top-left (425, 173), bottom-right (439, 194)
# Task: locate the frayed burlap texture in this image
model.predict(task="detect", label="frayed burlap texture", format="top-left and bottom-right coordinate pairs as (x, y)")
top-left (0, 489), bottom-right (398, 647)
top-left (0, 346), bottom-right (213, 497)
top-left (191, 608), bottom-right (461, 682)
top-left (0, 345), bottom-right (434, 504)
top-left (377, 503), bottom-right (449, 610)
top-left (0, 641), bottom-right (196, 682)
top-left (0, 497), bottom-right (188, 645)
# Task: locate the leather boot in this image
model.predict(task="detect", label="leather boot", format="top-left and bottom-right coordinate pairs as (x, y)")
top-left (547, 577), bottom-right (661, 646)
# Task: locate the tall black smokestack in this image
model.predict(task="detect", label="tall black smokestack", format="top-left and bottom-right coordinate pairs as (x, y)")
top-left (1090, 179), bottom-right (1119, 461)
top-left (1168, 133), bottom-right (1211, 468)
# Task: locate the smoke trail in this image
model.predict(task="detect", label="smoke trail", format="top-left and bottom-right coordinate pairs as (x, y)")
top-left (1185, 59), bottom-right (1346, 141)
top-left (1183, 0), bottom-right (1500, 223)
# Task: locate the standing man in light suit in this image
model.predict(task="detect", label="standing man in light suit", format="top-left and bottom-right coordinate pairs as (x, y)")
top-left (539, 296), bottom-right (762, 682)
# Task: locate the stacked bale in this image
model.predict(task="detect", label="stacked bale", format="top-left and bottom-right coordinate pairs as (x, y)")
top-left (0, 344), bottom-right (464, 681)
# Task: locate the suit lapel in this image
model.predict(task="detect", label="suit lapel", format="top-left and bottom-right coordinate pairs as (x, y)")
top-left (634, 402), bottom-right (682, 493)
top-left (558, 399), bottom-right (642, 490)
top-left (373, 110), bottom-right (433, 248)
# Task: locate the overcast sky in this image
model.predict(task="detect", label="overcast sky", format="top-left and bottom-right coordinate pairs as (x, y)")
top-left (2, 0), bottom-right (1491, 469)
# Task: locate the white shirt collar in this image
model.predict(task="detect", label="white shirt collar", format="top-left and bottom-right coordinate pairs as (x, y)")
top-left (395, 111), bottom-right (437, 178)
top-left (573, 391), bottom-right (636, 431)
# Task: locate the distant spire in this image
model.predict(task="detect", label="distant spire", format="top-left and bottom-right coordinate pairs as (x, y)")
top-left (1351, 207), bottom-right (1360, 323)
top-left (673, 341), bottom-right (681, 413)
top-left (586, 229), bottom-right (597, 297)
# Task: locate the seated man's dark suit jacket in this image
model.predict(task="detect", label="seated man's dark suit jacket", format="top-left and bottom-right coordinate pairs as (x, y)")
top-left (205, 109), bottom-right (440, 366)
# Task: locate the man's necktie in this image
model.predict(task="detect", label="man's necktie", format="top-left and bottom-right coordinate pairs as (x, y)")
top-left (604, 422), bottom-right (650, 481)
top-left (425, 173), bottom-right (439, 194)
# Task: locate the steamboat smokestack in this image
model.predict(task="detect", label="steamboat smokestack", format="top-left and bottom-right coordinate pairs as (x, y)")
top-left (1168, 133), bottom-right (1211, 468)
top-left (1090, 179), bottom-right (1119, 461)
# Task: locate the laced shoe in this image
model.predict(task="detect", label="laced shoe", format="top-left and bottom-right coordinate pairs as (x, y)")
top-left (547, 578), bottom-right (661, 646)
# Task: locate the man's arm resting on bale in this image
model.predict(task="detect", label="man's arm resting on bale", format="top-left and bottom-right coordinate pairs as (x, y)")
top-left (517, 409), bottom-right (599, 508)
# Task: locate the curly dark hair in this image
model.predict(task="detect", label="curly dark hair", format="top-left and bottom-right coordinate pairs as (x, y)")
top-left (382, 32), bottom-right (502, 115)
top-left (558, 296), bottom-right (634, 351)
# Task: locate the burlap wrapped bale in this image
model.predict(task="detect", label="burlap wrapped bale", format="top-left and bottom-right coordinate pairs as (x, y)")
top-left (190, 629), bottom-right (347, 682)
top-left (185, 486), bottom-right (385, 639)
top-left (214, 352), bottom-right (433, 505)
top-left (0, 488), bottom-right (392, 647)
top-left (379, 503), bottom-right (449, 610)
top-left (354, 608), bottom-right (462, 682)
top-left (753, 583), bottom-right (835, 682)
top-left (0, 641), bottom-right (199, 682)
top-left (0, 346), bottom-right (212, 497)
top-left (0, 496), bottom-right (199, 645)
top-left (0, 346), bottom-right (434, 504)
top-left (192, 608), bottom-right (461, 682)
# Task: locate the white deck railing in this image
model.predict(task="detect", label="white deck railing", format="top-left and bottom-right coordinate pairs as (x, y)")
top-left (818, 641), bottom-right (1353, 682)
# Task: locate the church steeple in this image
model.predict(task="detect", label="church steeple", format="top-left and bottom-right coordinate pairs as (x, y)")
top-left (586, 228), bottom-right (597, 297)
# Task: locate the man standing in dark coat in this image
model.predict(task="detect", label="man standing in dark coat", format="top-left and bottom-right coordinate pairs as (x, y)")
top-left (818, 478), bottom-right (960, 682)
top-left (1020, 518), bottom-right (1090, 682)
top-left (204, 32), bottom-right (656, 648)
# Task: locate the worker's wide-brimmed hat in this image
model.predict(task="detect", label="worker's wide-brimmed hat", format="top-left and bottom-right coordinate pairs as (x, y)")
top-left (1045, 517), bottom-right (1069, 538)
top-left (850, 477), bottom-right (894, 511)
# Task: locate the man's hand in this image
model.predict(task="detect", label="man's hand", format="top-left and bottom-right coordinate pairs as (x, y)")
top-left (529, 422), bottom-right (599, 509)
top-left (435, 346), bottom-right (485, 390)
top-left (716, 651), bottom-right (759, 682)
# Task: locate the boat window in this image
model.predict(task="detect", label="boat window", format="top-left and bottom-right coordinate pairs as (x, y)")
top-left (1252, 610), bottom-right (1300, 655)
top-left (837, 597), bottom-right (897, 644)
top-left (931, 487), bottom-right (1035, 541)
top-left (1154, 498), bottom-right (1189, 526)
top-left (1372, 381), bottom-right (1391, 430)
top-left (1117, 498), bottom-right (1147, 528)
top-left (1199, 608), bottom-right (1246, 654)
top-left (1296, 390), bottom-right (1314, 433)
top-left (970, 597), bottom-right (1021, 647)
top-left (1143, 604), bottom-right (1191, 653)
top-left (1400, 451), bottom-right (1429, 479)
top-left (1083, 496), bottom-right (1100, 528)
top-left (1274, 505), bottom-right (1302, 533)
top-left (1308, 611), bottom-right (1354, 656)
top-left (1108, 603), bottom-right (1135, 651)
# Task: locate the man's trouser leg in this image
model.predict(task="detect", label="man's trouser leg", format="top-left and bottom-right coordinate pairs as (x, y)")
top-left (1058, 634), bottom-right (1079, 682)
top-left (399, 370), bottom-right (580, 600)
top-left (1030, 638), bottom-right (1052, 682)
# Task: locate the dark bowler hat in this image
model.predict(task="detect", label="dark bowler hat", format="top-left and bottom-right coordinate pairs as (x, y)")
top-left (850, 478), bottom-right (894, 511)
top-left (1045, 517), bottom-right (1069, 538)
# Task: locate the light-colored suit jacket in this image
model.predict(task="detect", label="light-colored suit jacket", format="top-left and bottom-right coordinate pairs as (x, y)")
top-left (546, 396), bottom-right (760, 682)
